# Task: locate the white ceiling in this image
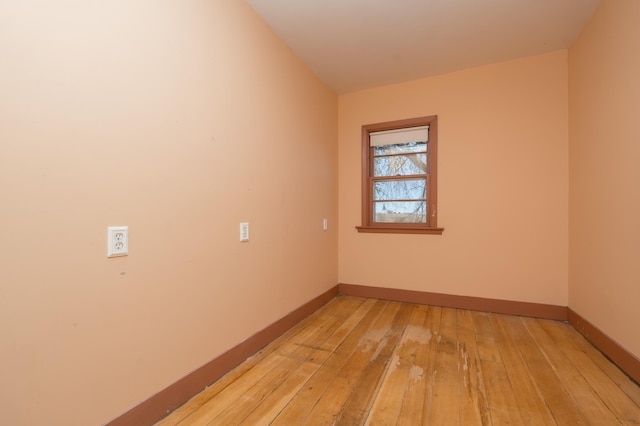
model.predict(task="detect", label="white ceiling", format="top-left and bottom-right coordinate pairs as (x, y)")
top-left (246, 0), bottom-right (600, 94)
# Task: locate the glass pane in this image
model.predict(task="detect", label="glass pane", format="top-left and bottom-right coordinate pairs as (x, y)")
top-left (374, 141), bottom-right (426, 156)
top-left (374, 153), bottom-right (427, 176)
top-left (374, 179), bottom-right (426, 201)
top-left (374, 201), bottom-right (426, 223)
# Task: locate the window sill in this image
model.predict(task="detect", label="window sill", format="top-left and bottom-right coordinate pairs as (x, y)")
top-left (356, 226), bottom-right (444, 235)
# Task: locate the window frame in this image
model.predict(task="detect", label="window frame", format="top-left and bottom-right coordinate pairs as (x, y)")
top-left (356, 115), bottom-right (443, 235)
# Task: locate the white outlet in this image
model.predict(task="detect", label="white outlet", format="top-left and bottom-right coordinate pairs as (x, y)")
top-left (323, 218), bottom-right (328, 231)
top-left (107, 226), bottom-right (128, 257)
top-left (240, 222), bottom-right (249, 242)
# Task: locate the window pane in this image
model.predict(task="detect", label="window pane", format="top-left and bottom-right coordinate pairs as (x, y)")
top-left (374, 201), bottom-right (426, 223)
top-left (374, 153), bottom-right (427, 176)
top-left (373, 141), bottom-right (426, 156)
top-left (374, 179), bottom-right (426, 201)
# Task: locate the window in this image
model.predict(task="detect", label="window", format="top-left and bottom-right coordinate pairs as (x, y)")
top-left (357, 115), bottom-right (443, 234)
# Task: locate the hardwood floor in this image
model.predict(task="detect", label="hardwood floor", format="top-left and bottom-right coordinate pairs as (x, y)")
top-left (156, 296), bottom-right (640, 425)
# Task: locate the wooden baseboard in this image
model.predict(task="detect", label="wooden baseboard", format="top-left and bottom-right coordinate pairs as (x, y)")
top-left (106, 283), bottom-right (640, 426)
top-left (568, 308), bottom-right (640, 384)
top-left (338, 283), bottom-right (640, 383)
top-left (338, 283), bottom-right (568, 320)
top-left (106, 285), bottom-right (339, 426)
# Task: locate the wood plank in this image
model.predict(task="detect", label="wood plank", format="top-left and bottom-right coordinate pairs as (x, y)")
top-left (275, 296), bottom-right (368, 365)
top-left (472, 312), bottom-right (553, 425)
top-left (154, 354), bottom-right (265, 426)
top-left (315, 298), bottom-right (379, 356)
top-left (173, 353), bottom-right (288, 426)
top-left (155, 296), bottom-right (349, 425)
top-left (457, 309), bottom-right (491, 425)
top-left (171, 297), bottom-right (361, 425)
top-left (206, 296), bottom-right (367, 425)
top-left (337, 302), bottom-right (414, 424)
top-left (540, 319), bottom-right (640, 424)
top-left (562, 317), bottom-right (640, 408)
top-left (488, 313), bottom-right (556, 425)
top-left (270, 298), bottom-right (386, 425)
top-left (500, 314), bottom-right (588, 424)
top-left (521, 317), bottom-right (622, 425)
top-left (300, 301), bottom-right (403, 424)
top-left (426, 307), bottom-right (460, 425)
top-left (471, 311), bottom-right (524, 425)
top-left (396, 305), bottom-right (442, 425)
top-left (205, 354), bottom-right (301, 425)
top-left (155, 297), bottom-right (640, 426)
top-left (238, 361), bottom-right (318, 425)
top-left (365, 304), bottom-right (429, 424)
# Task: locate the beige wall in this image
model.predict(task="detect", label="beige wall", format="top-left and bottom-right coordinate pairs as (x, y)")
top-left (0, 1), bottom-right (338, 424)
top-left (338, 51), bottom-right (569, 306)
top-left (568, 0), bottom-right (640, 357)
top-left (4, 0), bottom-right (639, 423)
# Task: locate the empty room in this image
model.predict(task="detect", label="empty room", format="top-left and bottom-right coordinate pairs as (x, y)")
top-left (2, 0), bottom-right (639, 424)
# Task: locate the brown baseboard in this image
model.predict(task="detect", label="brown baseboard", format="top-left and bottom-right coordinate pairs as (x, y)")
top-left (338, 283), bottom-right (640, 383)
top-left (338, 283), bottom-right (568, 320)
top-left (568, 308), bottom-right (640, 384)
top-left (105, 283), bottom-right (640, 426)
top-left (106, 285), bottom-right (339, 426)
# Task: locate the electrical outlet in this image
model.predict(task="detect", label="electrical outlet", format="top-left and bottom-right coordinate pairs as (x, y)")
top-left (323, 218), bottom-right (328, 231)
top-left (107, 226), bottom-right (128, 257)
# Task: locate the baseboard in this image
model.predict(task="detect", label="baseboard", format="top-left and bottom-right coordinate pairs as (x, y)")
top-left (106, 285), bottom-right (339, 426)
top-left (338, 283), bottom-right (640, 383)
top-left (568, 308), bottom-right (640, 384)
top-left (106, 284), bottom-right (640, 426)
top-left (338, 283), bottom-right (568, 320)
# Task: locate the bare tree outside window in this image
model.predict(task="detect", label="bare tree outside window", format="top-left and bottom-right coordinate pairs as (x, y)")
top-left (357, 116), bottom-right (443, 234)
top-left (373, 141), bottom-right (428, 223)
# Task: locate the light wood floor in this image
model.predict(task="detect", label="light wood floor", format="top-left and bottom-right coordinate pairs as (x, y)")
top-left (157, 296), bottom-right (640, 425)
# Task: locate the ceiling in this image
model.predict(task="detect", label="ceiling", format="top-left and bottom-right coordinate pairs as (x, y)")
top-left (246, 0), bottom-right (600, 94)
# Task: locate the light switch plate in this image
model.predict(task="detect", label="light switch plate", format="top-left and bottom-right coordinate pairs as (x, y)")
top-left (240, 222), bottom-right (249, 242)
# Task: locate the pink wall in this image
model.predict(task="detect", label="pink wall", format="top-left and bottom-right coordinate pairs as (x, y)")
top-left (4, 0), bottom-right (638, 423)
top-left (0, 1), bottom-right (337, 424)
top-left (338, 51), bottom-right (569, 306)
top-left (569, 0), bottom-right (640, 357)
